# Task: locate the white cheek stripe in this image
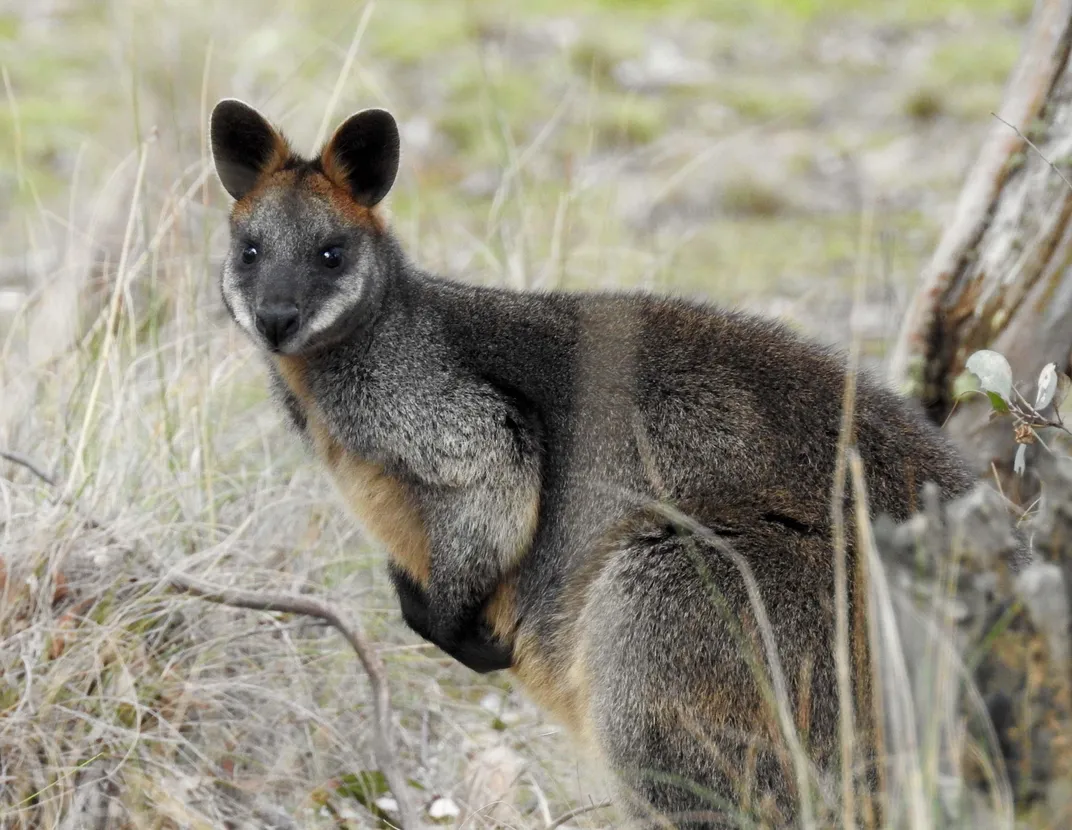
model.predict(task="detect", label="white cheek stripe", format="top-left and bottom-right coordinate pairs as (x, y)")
top-left (301, 272), bottom-right (366, 340)
top-left (222, 268), bottom-right (257, 338)
top-left (289, 245), bottom-right (374, 351)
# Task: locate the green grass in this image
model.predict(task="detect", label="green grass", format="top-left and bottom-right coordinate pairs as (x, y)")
top-left (903, 85), bottom-right (947, 122)
top-left (568, 32), bottom-right (647, 86)
top-left (456, 0), bottom-right (1033, 24)
top-left (586, 93), bottom-right (666, 146)
top-left (920, 30), bottom-right (1023, 118)
top-left (440, 63), bottom-right (558, 159)
top-left (714, 78), bottom-right (821, 125)
top-left (750, 0), bottom-right (1034, 22)
top-left (929, 33), bottom-right (1022, 87)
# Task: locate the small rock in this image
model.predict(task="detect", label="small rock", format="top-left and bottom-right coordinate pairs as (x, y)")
top-left (427, 796), bottom-right (460, 820)
top-left (0, 289), bottom-right (25, 314)
top-left (480, 692), bottom-right (503, 713)
top-left (614, 39), bottom-right (712, 92)
top-left (540, 18), bottom-right (580, 51)
top-left (480, 691), bottom-right (522, 726)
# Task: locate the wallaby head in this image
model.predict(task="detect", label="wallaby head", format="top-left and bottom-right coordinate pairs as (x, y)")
top-left (209, 99), bottom-right (400, 355)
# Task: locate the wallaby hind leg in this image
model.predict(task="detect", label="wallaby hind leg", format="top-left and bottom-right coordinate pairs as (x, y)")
top-left (575, 509), bottom-right (851, 829)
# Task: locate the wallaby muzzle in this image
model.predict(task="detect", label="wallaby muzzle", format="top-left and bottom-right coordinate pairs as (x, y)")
top-left (255, 302), bottom-right (300, 349)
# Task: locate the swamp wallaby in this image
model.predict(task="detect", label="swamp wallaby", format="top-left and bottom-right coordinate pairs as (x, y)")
top-left (209, 99), bottom-right (976, 828)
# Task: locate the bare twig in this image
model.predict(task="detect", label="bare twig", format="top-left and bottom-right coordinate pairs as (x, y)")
top-left (546, 798), bottom-right (613, 830)
top-left (994, 388), bottom-right (1072, 440)
top-left (991, 112), bottom-right (1072, 193)
top-left (167, 571), bottom-right (420, 830)
top-left (0, 449), bottom-right (58, 487)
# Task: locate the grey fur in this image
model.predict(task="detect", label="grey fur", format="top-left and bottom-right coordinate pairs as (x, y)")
top-left (210, 101), bottom-right (982, 828)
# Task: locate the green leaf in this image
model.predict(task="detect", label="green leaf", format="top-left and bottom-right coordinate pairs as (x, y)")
top-left (986, 391), bottom-right (1009, 414)
top-left (335, 770), bottom-right (389, 809)
top-left (952, 369), bottom-right (981, 400)
top-left (966, 349), bottom-right (1013, 402)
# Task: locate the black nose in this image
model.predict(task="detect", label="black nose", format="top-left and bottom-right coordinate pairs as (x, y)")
top-left (255, 303), bottom-right (300, 348)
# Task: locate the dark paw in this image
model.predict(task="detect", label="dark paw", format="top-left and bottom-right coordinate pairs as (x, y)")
top-left (452, 629), bottom-right (514, 673)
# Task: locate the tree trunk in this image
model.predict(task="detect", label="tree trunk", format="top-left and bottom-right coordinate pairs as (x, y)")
top-left (889, 0), bottom-right (1072, 487)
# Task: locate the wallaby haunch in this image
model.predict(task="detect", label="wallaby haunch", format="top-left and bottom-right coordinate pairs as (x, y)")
top-left (209, 99), bottom-right (976, 828)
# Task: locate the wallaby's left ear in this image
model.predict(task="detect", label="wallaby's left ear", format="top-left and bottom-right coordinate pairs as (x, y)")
top-left (210, 99), bottom-right (291, 200)
top-left (319, 108), bottom-right (400, 208)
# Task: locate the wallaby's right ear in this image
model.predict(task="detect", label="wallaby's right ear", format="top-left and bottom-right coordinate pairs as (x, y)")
top-left (319, 109), bottom-right (400, 208)
top-left (210, 99), bottom-right (290, 200)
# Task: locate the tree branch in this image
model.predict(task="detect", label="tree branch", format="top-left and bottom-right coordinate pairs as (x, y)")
top-left (0, 449), bottom-right (58, 487)
top-left (546, 798), bottom-right (613, 830)
top-left (991, 111), bottom-right (1072, 193)
top-left (167, 571), bottom-right (421, 830)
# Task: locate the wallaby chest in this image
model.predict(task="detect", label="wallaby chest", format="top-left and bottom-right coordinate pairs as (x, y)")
top-left (273, 355), bottom-right (432, 585)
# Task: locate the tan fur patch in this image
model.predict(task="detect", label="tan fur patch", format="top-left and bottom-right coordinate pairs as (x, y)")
top-left (483, 578), bottom-right (595, 739)
top-left (274, 356), bottom-right (431, 585)
top-left (232, 168), bottom-right (297, 221)
top-left (508, 516), bottom-right (640, 746)
top-left (510, 627), bottom-right (593, 744)
top-left (513, 489), bottom-right (542, 567)
top-left (318, 142), bottom-right (350, 193)
top-left (485, 579), bottom-right (518, 642)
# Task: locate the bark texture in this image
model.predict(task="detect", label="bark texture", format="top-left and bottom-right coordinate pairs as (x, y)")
top-left (889, 0), bottom-right (1072, 483)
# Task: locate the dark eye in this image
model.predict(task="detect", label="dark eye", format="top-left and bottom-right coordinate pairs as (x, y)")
top-left (240, 244), bottom-right (258, 265)
top-left (320, 246), bottom-right (343, 269)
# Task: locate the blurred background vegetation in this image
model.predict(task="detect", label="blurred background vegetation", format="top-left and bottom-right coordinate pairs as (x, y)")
top-left (1, 0), bottom-right (1034, 353)
top-left (0, 0), bottom-right (1046, 827)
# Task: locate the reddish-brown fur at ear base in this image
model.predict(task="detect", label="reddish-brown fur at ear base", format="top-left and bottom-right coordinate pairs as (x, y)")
top-left (306, 172), bottom-right (387, 235)
top-left (228, 126), bottom-right (295, 220)
top-left (230, 166), bottom-right (386, 235)
top-left (273, 356), bottom-right (429, 584)
top-left (318, 144), bottom-right (388, 234)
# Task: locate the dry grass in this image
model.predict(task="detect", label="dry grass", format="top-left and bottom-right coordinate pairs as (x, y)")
top-left (0, 165), bottom-right (607, 824)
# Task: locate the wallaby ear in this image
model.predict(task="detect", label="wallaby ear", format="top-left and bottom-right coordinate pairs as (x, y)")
top-left (319, 109), bottom-right (400, 208)
top-left (210, 99), bottom-right (290, 200)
